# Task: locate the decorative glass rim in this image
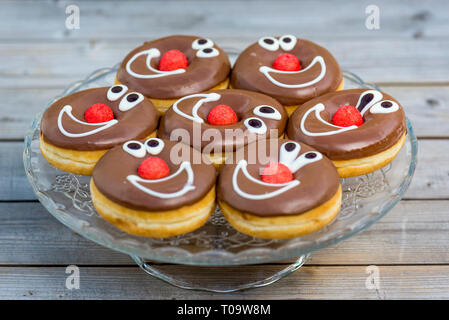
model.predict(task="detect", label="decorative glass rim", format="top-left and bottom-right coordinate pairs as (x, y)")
top-left (23, 65), bottom-right (418, 266)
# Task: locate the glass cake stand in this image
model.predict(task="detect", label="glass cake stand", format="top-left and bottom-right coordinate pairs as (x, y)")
top-left (23, 63), bottom-right (418, 292)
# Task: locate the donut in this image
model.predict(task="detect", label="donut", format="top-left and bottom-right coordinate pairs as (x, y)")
top-left (116, 35), bottom-right (231, 114)
top-left (287, 89), bottom-right (407, 178)
top-left (40, 85), bottom-right (159, 176)
top-left (90, 138), bottom-right (216, 238)
top-left (217, 139), bottom-right (341, 239)
top-left (158, 89), bottom-right (288, 167)
top-left (230, 35), bottom-right (343, 115)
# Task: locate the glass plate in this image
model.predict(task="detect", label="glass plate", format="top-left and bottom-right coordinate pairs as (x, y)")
top-left (23, 62), bottom-right (417, 291)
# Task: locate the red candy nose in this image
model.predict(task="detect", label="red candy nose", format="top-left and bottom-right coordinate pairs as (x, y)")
top-left (138, 157), bottom-right (170, 180)
top-left (261, 162), bottom-right (293, 184)
top-left (207, 104), bottom-right (238, 125)
top-left (84, 103), bottom-right (114, 123)
top-left (272, 53), bottom-right (301, 71)
top-left (158, 49), bottom-right (188, 71)
top-left (332, 105), bottom-right (364, 127)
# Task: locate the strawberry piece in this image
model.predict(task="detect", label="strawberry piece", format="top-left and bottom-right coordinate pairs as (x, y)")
top-left (84, 103), bottom-right (114, 123)
top-left (332, 105), bottom-right (364, 127)
top-left (137, 157), bottom-right (170, 180)
top-left (158, 49), bottom-right (188, 71)
top-left (207, 104), bottom-right (238, 125)
top-left (261, 162), bottom-right (293, 184)
top-left (272, 53), bottom-right (301, 71)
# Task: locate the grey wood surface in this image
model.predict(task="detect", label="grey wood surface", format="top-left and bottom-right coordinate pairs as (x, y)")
top-left (0, 0), bottom-right (448, 299)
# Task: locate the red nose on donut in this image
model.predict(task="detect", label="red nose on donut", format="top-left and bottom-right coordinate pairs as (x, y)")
top-left (138, 157), bottom-right (170, 180)
top-left (207, 104), bottom-right (238, 125)
top-left (272, 53), bottom-right (301, 71)
top-left (84, 103), bottom-right (114, 123)
top-left (158, 49), bottom-right (188, 71)
top-left (332, 105), bottom-right (364, 127)
top-left (261, 162), bottom-right (293, 184)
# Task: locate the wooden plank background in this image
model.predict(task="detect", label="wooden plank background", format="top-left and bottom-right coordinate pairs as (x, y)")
top-left (0, 0), bottom-right (448, 299)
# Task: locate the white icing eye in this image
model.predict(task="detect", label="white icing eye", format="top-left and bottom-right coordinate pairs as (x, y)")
top-left (107, 85), bottom-right (128, 101)
top-left (370, 100), bottom-right (400, 114)
top-left (144, 138), bottom-right (164, 155)
top-left (119, 92), bottom-right (144, 111)
top-left (279, 35), bottom-right (297, 51)
top-left (244, 117), bottom-right (267, 134)
top-left (192, 38), bottom-right (214, 50)
top-left (253, 105), bottom-right (282, 120)
top-left (280, 141), bottom-right (301, 166)
top-left (289, 151), bottom-right (323, 173)
top-left (196, 47), bottom-right (219, 58)
top-left (123, 141), bottom-right (146, 158)
top-left (258, 37), bottom-right (279, 51)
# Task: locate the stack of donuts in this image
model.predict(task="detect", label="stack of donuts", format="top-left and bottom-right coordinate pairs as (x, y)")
top-left (40, 35), bottom-right (406, 239)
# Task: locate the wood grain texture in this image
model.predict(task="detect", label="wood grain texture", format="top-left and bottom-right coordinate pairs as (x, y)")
top-left (1, 265), bottom-right (449, 299)
top-left (1, 39), bottom-right (449, 87)
top-left (1, 200), bottom-right (449, 266)
top-left (1, 0), bottom-right (448, 40)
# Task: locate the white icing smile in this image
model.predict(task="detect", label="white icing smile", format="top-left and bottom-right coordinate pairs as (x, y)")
top-left (126, 48), bottom-right (186, 79)
top-left (172, 93), bottom-right (221, 123)
top-left (232, 142), bottom-right (322, 200)
top-left (127, 161), bottom-right (195, 199)
top-left (259, 56), bottom-right (326, 89)
top-left (300, 90), bottom-right (399, 137)
top-left (57, 105), bottom-right (118, 138)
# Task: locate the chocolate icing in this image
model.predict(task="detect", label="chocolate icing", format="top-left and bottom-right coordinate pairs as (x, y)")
top-left (116, 35), bottom-right (231, 99)
top-left (92, 139), bottom-right (216, 211)
top-left (217, 139), bottom-right (340, 216)
top-left (287, 89), bottom-right (406, 160)
top-left (158, 89), bottom-right (287, 152)
top-left (230, 37), bottom-right (342, 106)
top-left (41, 87), bottom-right (159, 151)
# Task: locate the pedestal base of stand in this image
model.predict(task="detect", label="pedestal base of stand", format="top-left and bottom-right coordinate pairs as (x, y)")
top-left (131, 254), bottom-right (310, 293)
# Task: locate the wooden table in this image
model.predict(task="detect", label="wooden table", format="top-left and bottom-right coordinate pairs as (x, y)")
top-left (1, 0), bottom-right (448, 299)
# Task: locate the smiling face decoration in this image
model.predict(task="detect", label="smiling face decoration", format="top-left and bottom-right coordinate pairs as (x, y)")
top-left (217, 139), bottom-right (340, 216)
top-left (92, 139), bottom-right (217, 211)
top-left (116, 35), bottom-right (231, 100)
top-left (230, 36), bottom-right (343, 106)
top-left (287, 89), bottom-right (407, 161)
top-left (40, 86), bottom-right (159, 151)
top-left (158, 89), bottom-right (288, 153)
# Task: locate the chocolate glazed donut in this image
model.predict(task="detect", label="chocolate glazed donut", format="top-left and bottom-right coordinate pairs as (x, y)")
top-left (41, 86), bottom-right (159, 150)
top-left (230, 35), bottom-right (343, 113)
top-left (40, 85), bottom-right (159, 175)
top-left (217, 139), bottom-right (341, 239)
top-left (116, 35), bottom-right (231, 101)
top-left (91, 139), bottom-right (217, 238)
top-left (158, 89), bottom-right (288, 166)
top-left (287, 89), bottom-right (407, 177)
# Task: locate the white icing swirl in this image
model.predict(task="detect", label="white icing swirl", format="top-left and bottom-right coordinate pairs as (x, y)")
top-left (126, 161), bottom-right (195, 199)
top-left (259, 56), bottom-right (326, 88)
top-left (172, 93), bottom-right (221, 123)
top-left (125, 48), bottom-right (186, 79)
top-left (57, 105), bottom-right (118, 138)
top-left (232, 160), bottom-right (300, 200)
